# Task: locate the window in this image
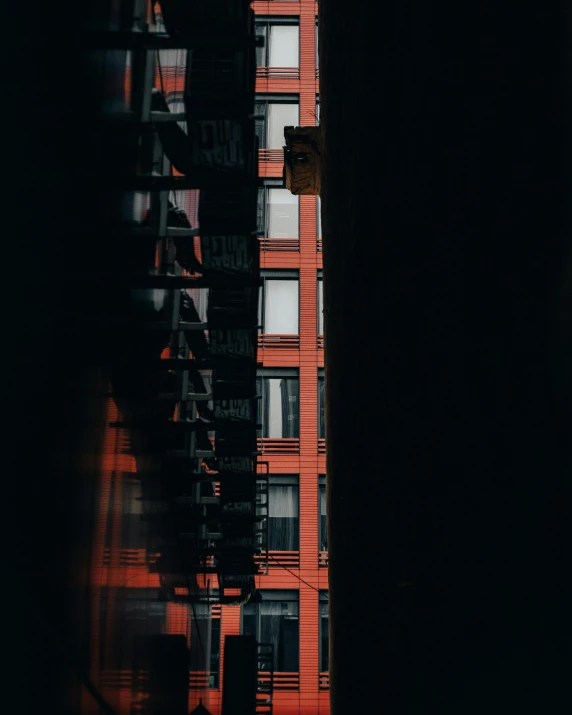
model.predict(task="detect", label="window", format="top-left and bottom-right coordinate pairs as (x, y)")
top-left (257, 369), bottom-right (300, 438)
top-left (259, 271), bottom-right (299, 334)
top-left (255, 98), bottom-right (300, 149)
top-left (316, 195), bottom-right (322, 238)
top-left (99, 588), bottom-right (166, 669)
top-left (317, 271), bottom-right (323, 335)
top-left (315, 20), bottom-right (319, 69)
top-left (319, 475), bottom-right (327, 552)
top-left (319, 591), bottom-right (329, 673)
top-left (267, 475), bottom-right (299, 551)
top-left (316, 95), bottom-right (320, 124)
top-left (258, 184), bottom-right (299, 238)
top-left (318, 370), bottom-right (325, 439)
top-left (242, 591), bottom-right (299, 672)
top-left (256, 21), bottom-right (299, 68)
top-left (210, 617), bottom-right (221, 688)
top-left (121, 476), bottom-right (149, 550)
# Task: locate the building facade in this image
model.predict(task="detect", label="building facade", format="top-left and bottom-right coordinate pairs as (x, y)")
top-left (88, 3), bottom-right (327, 715)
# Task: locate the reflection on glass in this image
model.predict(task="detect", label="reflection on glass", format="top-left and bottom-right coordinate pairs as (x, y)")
top-left (257, 377), bottom-right (300, 438)
top-left (243, 593), bottom-right (299, 672)
top-left (268, 103), bottom-right (299, 149)
top-left (263, 280), bottom-right (299, 334)
top-left (268, 189), bottom-right (299, 238)
top-left (269, 484), bottom-right (299, 550)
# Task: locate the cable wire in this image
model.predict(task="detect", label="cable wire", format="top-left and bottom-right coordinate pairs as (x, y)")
top-left (267, 553), bottom-right (329, 599)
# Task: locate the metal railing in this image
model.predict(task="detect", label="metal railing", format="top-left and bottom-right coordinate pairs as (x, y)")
top-left (256, 643), bottom-right (274, 715)
top-left (317, 236), bottom-right (323, 251)
top-left (319, 672), bottom-right (330, 689)
top-left (257, 438), bottom-right (299, 454)
top-left (318, 438), bottom-right (326, 454)
top-left (259, 671), bottom-right (299, 690)
top-left (318, 551), bottom-right (328, 568)
top-left (258, 237), bottom-right (299, 252)
top-left (317, 334), bottom-right (324, 349)
top-left (256, 66), bottom-right (300, 80)
top-left (258, 149), bottom-right (285, 163)
top-left (258, 334), bottom-right (300, 349)
top-left (256, 550), bottom-right (300, 568)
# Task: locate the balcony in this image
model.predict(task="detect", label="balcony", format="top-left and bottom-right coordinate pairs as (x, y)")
top-left (258, 334), bottom-right (300, 349)
top-left (317, 235), bottom-right (322, 251)
top-left (102, 548), bottom-right (158, 567)
top-left (257, 550), bottom-right (300, 568)
top-left (256, 66), bottom-right (300, 80)
top-left (318, 438), bottom-right (326, 454)
top-left (257, 437), bottom-right (299, 454)
top-left (319, 672), bottom-right (330, 690)
top-left (318, 550), bottom-right (328, 568)
top-left (258, 236), bottom-right (299, 252)
top-left (258, 149), bottom-right (284, 163)
top-left (317, 334), bottom-right (324, 349)
top-left (259, 671), bottom-right (299, 691)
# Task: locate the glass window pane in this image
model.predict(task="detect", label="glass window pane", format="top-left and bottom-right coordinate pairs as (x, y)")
top-left (265, 280), bottom-right (299, 334)
top-left (318, 377), bottom-right (325, 438)
top-left (317, 195), bottom-right (322, 237)
top-left (268, 188), bottom-right (299, 238)
top-left (317, 278), bottom-right (323, 334)
top-left (319, 485), bottom-right (328, 551)
top-left (268, 103), bottom-right (299, 149)
top-left (256, 25), bottom-right (267, 66)
top-left (320, 595), bottom-right (329, 672)
top-left (269, 25), bottom-right (299, 67)
top-left (269, 485), bottom-right (299, 550)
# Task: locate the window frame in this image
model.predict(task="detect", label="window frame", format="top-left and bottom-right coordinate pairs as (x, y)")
top-left (318, 474), bottom-right (327, 554)
top-left (255, 95), bottom-right (300, 150)
top-left (241, 589), bottom-right (300, 672)
top-left (255, 17), bottom-right (300, 69)
top-left (259, 269), bottom-right (300, 335)
top-left (319, 590), bottom-right (329, 674)
top-left (267, 474), bottom-right (300, 552)
top-left (318, 368), bottom-right (325, 439)
top-left (257, 180), bottom-right (300, 239)
top-left (317, 268), bottom-right (323, 335)
top-left (257, 367), bottom-right (300, 439)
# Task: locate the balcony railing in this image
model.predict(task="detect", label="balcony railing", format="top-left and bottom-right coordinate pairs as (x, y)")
top-left (256, 550), bottom-right (300, 568)
top-left (102, 548), bottom-right (159, 567)
top-left (257, 66), bottom-right (300, 80)
top-left (317, 236), bottom-right (322, 251)
top-left (317, 334), bottom-right (324, 349)
top-left (315, 67), bottom-right (320, 79)
top-left (258, 149), bottom-right (285, 163)
top-left (318, 438), bottom-right (326, 454)
top-left (258, 237), bottom-right (299, 252)
top-left (258, 334), bottom-right (300, 349)
top-left (258, 671), bottom-right (299, 690)
top-left (319, 672), bottom-right (330, 690)
top-left (319, 550), bottom-right (328, 568)
top-left (258, 438), bottom-right (299, 454)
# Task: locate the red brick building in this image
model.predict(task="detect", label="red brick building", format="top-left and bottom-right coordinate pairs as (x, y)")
top-left (88, 3), bottom-right (328, 715)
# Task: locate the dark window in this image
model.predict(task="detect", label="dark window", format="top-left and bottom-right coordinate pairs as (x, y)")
top-left (319, 592), bottom-right (329, 672)
top-left (99, 588), bottom-right (166, 670)
top-left (316, 195), bottom-right (322, 237)
top-left (210, 617), bottom-right (221, 688)
top-left (256, 21), bottom-right (299, 67)
top-left (257, 184), bottom-right (299, 238)
top-left (267, 476), bottom-right (299, 551)
top-left (317, 274), bottom-right (323, 335)
top-left (121, 476), bottom-right (149, 550)
top-left (255, 99), bottom-right (300, 150)
top-left (257, 371), bottom-right (299, 438)
top-left (259, 272), bottom-right (299, 334)
top-left (242, 591), bottom-right (299, 672)
top-left (319, 476), bottom-right (327, 552)
top-left (318, 372), bottom-right (325, 439)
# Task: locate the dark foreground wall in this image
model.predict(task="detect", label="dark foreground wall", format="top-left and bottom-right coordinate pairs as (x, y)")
top-left (5, 3), bottom-right (127, 713)
top-left (320, 2), bottom-right (572, 713)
